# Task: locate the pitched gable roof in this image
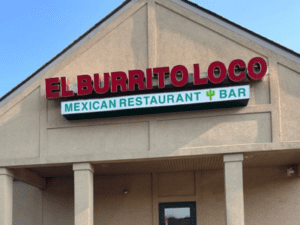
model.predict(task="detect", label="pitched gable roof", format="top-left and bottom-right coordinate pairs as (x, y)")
top-left (1, 0), bottom-right (299, 106)
top-left (180, 0), bottom-right (300, 60)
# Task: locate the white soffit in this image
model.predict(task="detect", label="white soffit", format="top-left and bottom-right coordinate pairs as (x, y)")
top-left (170, 0), bottom-right (300, 64)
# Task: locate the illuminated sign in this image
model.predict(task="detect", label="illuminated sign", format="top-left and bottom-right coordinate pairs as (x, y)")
top-left (45, 57), bottom-right (267, 99)
top-left (62, 85), bottom-right (250, 120)
top-left (45, 57), bottom-right (267, 120)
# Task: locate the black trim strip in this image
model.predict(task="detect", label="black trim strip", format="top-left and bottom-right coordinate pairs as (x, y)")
top-left (182, 0), bottom-right (300, 58)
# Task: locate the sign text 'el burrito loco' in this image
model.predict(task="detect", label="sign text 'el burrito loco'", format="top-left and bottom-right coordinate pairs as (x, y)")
top-left (45, 57), bottom-right (267, 120)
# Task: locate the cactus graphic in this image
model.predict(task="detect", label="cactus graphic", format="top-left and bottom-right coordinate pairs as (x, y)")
top-left (206, 90), bottom-right (215, 101)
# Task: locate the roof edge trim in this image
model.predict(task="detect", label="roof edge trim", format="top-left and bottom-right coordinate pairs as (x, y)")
top-left (1, 0), bottom-right (300, 107)
top-left (172, 0), bottom-right (300, 63)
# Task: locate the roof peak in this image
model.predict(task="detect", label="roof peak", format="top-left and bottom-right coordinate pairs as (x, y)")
top-left (1, 0), bottom-right (299, 106)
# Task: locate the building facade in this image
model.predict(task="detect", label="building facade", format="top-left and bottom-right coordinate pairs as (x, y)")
top-left (1, 0), bottom-right (300, 224)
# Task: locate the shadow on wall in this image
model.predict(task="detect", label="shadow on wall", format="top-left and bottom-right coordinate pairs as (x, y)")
top-left (42, 177), bottom-right (74, 225)
top-left (13, 181), bottom-right (43, 225)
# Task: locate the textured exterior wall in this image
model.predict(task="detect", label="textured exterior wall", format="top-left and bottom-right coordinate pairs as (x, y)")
top-left (41, 174), bottom-right (152, 225)
top-left (154, 168), bottom-right (300, 225)
top-left (94, 174), bottom-right (152, 225)
top-left (0, 0), bottom-right (299, 168)
top-left (42, 177), bottom-right (74, 225)
top-left (13, 169), bottom-right (300, 225)
top-left (197, 168), bottom-right (300, 225)
top-left (0, 88), bottom-right (40, 160)
top-left (155, 1), bottom-right (270, 107)
top-left (4, 0), bottom-right (300, 224)
top-left (244, 167), bottom-right (300, 225)
top-left (278, 64), bottom-right (300, 142)
top-left (13, 181), bottom-right (43, 225)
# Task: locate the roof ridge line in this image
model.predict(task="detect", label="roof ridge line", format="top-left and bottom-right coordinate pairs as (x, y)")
top-left (1, 0), bottom-right (299, 105)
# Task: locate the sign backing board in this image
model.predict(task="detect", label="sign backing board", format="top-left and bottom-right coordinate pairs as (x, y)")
top-left (61, 85), bottom-right (250, 120)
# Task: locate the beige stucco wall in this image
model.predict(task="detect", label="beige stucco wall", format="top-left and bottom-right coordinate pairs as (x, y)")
top-left (13, 169), bottom-right (300, 225)
top-left (278, 64), bottom-right (300, 142)
top-left (94, 174), bottom-right (152, 225)
top-left (198, 167), bottom-right (300, 225)
top-left (13, 181), bottom-right (43, 225)
top-left (0, 0), bottom-right (300, 168)
top-left (3, 1), bottom-right (300, 224)
top-left (0, 88), bottom-right (40, 160)
top-left (157, 168), bottom-right (300, 225)
top-left (42, 177), bottom-right (74, 225)
top-left (41, 174), bottom-right (152, 225)
top-left (244, 167), bottom-right (300, 225)
top-left (155, 2), bottom-right (270, 107)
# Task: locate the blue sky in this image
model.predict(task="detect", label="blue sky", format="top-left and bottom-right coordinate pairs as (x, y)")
top-left (1, 0), bottom-right (300, 98)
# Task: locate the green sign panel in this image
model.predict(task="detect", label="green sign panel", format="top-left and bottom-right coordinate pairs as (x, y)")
top-left (61, 85), bottom-right (250, 118)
